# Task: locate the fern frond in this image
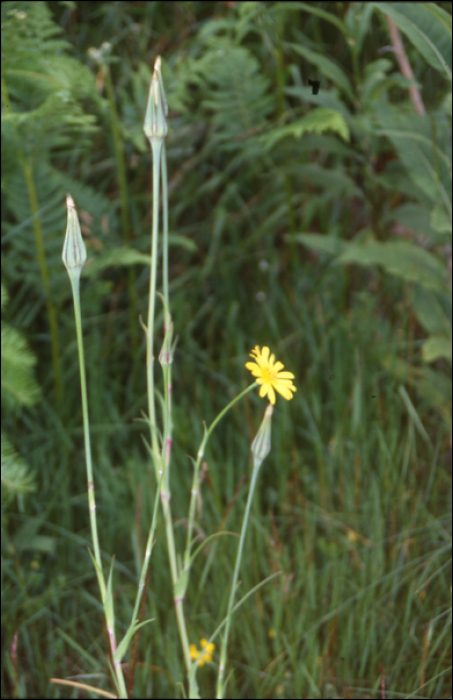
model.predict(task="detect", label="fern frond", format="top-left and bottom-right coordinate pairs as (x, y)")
top-left (1, 432), bottom-right (36, 507)
top-left (258, 108), bottom-right (350, 151)
top-left (199, 41), bottom-right (273, 148)
top-left (2, 1), bottom-right (98, 160)
top-left (1, 284), bottom-right (41, 412)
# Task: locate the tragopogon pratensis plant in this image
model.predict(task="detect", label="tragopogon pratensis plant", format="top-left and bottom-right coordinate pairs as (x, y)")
top-left (61, 56), bottom-right (296, 700)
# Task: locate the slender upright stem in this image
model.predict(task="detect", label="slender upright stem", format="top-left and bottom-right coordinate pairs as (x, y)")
top-left (130, 474), bottom-right (161, 626)
top-left (146, 138), bottom-right (162, 464)
top-left (147, 135), bottom-right (192, 673)
top-left (216, 460), bottom-right (262, 699)
top-left (184, 383), bottom-right (258, 568)
top-left (161, 143), bottom-right (170, 309)
top-left (70, 273), bottom-right (127, 699)
top-left (71, 276), bottom-right (103, 585)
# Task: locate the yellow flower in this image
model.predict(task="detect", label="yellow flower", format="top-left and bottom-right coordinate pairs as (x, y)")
top-left (189, 638), bottom-right (215, 667)
top-left (245, 346), bottom-right (296, 405)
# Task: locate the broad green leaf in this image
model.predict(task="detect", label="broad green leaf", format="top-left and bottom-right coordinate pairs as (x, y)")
top-left (336, 241), bottom-right (447, 291)
top-left (289, 233), bottom-right (348, 257)
top-left (376, 113), bottom-right (452, 217)
top-left (344, 2), bottom-right (376, 58)
top-left (84, 246), bottom-right (150, 276)
top-left (286, 42), bottom-right (355, 102)
top-left (295, 163), bottom-right (360, 197)
top-left (388, 202), bottom-right (443, 244)
top-left (272, 2), bottom-right (347, 35)
top-left (360, 59), bottom-right (393, 106)
top-left (412, 285), bottom-right (451, 336)
top-left (431, 203), bottom-right (452, 236)
top-left (372, 2), bottom-right (452, 80)
top-left (169, 234), bottom-right (197, 251)
top-left (422, 335), bottom-right (452, 363)
top-left (84, 239), bottom-right (196, 277)
top-left (410, 366), bottom-right (452, 423)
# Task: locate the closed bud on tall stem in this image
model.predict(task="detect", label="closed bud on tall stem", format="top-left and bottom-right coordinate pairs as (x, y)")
top-left (62, 194), bottom-right (86, 280)
top-left (251, 403), bottom-right (273, 465)
top-left (144, 55), bottom-right (168, 143)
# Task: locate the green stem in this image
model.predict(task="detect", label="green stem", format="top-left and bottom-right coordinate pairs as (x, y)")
top-left (216, 457), bottom-right (263, 699)
top-left (184, 383), bottom-right (258, 569)
top-left (71, 276), bottom-right (103, 581)
top-left (146, 138), bottom-right (162, 464)
top-left (130, 473), bottom-right (161, 626)
top-left (161, 143), bottom-right (170, 309)
top-left (70, 272), bottom-right (127, 699)
top-left (147, 136), bottom-right (192, 673)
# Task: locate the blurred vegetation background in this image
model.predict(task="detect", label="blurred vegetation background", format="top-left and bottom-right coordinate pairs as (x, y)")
top-left (1, 1), bottom-right (451, 698)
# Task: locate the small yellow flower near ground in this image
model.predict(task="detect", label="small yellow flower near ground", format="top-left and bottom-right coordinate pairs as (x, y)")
top-left (346, 528), bottom-right (359, 543)
top-left (246, 346), bottom-right (296, 405)
top-left (189, 638), bottom-right (215, 667)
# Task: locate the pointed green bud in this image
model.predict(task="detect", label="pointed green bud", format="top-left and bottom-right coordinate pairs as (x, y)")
top-left (155, 55), bottom-right (168, 118)
top-left (62, 194), bottom-right (86, 277)
top-left (251, 404), bottom-right (273, 465)
top-left (159, 321), bottom-right (175, 366)
top-left (144, 55), bottom-right (168, 142)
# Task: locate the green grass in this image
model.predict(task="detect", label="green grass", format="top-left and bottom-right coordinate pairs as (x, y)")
top-left (3, 260), bottom-right (450, 698)
top-left (1, 1), bottom-right (451, 698)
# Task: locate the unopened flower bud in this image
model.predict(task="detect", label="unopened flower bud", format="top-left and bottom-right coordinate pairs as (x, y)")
top-left (159, 321), bottom-right (175, 366)
top-left (251, 404), bottom-right (273, 465)
top-left (62, 194), bottom-right (86, 276)
top-left (144, 55), bottom-right (168, 142)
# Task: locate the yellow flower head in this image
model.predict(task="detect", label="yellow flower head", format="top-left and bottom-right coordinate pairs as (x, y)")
top-left (246, 346), bottom-right (296, 405)
top-left (189, 638), bottom-right (215, 667)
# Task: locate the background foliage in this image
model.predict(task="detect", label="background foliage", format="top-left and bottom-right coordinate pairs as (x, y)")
top-left (1, 1), bottom-right (451, 698)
